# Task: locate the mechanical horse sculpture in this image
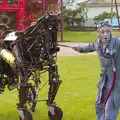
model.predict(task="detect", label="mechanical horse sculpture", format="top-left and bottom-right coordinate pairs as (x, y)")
top-left (0, 13), bottom-right (63, 120)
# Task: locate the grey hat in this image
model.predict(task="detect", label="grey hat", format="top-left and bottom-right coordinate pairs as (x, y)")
top-left (97, 21), bottom-right (112, 31)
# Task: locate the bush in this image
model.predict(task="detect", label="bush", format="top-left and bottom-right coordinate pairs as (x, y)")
top-left (93, 12), bottom-right (116, 25)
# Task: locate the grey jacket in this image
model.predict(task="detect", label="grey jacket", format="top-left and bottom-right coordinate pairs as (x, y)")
top-left (75, 36), bottom-right (120, 108)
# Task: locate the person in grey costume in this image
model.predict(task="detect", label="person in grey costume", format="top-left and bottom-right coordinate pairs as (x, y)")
top-left (72, 21), bottom-right (120, 120)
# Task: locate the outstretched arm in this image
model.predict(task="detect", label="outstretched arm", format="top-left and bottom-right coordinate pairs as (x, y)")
top-left (72, 43), bottom-right (96, 53)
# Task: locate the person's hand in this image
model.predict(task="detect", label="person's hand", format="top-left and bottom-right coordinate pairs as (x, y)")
top-left (72, 45), bottom-right (78, 51)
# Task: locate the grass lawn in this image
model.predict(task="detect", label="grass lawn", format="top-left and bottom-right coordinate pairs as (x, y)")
top-left (58, 30), bottom-right (120, 43)
top-left (0, 56), bottom-right (101, 120)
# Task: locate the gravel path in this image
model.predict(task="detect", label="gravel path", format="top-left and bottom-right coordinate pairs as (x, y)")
top-left (57, 42), bottom-right (97, 56)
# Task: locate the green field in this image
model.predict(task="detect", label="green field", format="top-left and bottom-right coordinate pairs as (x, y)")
top-left (0, 56), bottom-right (100, 120)
top-left (59, 30), bottom-right (120, 42)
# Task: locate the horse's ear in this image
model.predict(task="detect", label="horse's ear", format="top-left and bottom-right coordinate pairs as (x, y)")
top-left (57, 12), bottom-right (60, 16)
top-left (56, 12), bottom-right (61, 22)
top-left (44, 12), bottom-right (50, 19)
top-left (46, 12), bottom-right (50, 16)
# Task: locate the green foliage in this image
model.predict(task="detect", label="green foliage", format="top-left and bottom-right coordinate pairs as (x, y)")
top-left (93, 12), bottom-right (116, 25)
top-left (63, 5), bottom-right (87, 29)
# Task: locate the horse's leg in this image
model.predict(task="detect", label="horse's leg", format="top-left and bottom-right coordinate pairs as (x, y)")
top-left (47, 64), bottom-right (62, 104)
top-left (47, 62), bottom-right (63, 120)
top-left (17, 70), bottom-right (33, 120)
top-left (12, 45), bottom-right (33, 120)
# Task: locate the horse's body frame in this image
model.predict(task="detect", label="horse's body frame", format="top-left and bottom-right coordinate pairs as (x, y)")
top-left (0, 13), bottom-right (63, 120)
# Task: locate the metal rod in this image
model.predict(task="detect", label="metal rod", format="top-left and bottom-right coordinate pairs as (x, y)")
top-left (57, 44), bottom-right (72, 48)
top-left (111, 0), bottom-right (113, 24)
top-left (42, 0), bottom-right (46, 15)
top-left (115, 0), bottom-right (120, 30)
top-left (27, 37), bottom-right (39, 52)
top-left (60, 0), bottom-right (63, 41)
top-left (37, 99), bottom-right (47, 102)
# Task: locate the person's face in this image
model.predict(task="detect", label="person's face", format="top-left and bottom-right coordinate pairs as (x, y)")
top-left (98, 26), bottom-right (111, 44)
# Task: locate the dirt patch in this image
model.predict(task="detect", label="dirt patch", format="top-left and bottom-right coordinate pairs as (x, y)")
top-left (57, 42), bottom-right (96, 56)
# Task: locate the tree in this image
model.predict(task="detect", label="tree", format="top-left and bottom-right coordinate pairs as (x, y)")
top-left (63, 4), bottom-right (87, 29)
top-left (93, 12), bottom-right (116, 25)
top-left (74, 5), bottom-right (87, 27)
